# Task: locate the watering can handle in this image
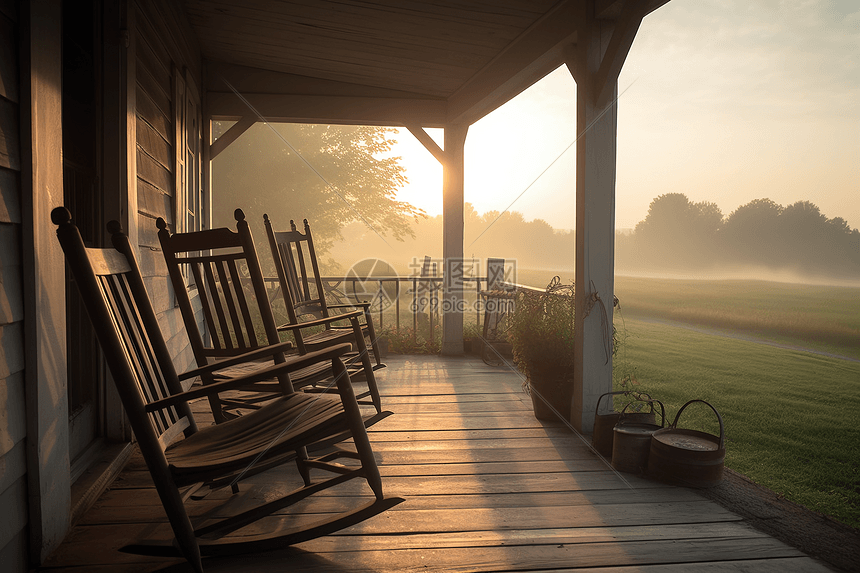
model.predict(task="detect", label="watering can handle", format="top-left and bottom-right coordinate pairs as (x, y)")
top-left (671, 399), bottom-right (725, 449)
top-left (595, 391), bottom-right (625, 415)
top-left (620, 398), bottom-right (665, 428)
top-left (594, 390), bottom-right (653, 416)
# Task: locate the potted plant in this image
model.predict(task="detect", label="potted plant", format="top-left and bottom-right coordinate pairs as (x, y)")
top-left (508, 277), bottom-right (575, 421)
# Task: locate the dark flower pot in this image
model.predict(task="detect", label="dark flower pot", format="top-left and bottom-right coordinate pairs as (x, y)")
top-left (527, 370), bottom-right (572, 422)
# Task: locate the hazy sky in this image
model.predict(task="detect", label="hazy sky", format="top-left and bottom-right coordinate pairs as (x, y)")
top-left (391, 0), bottom-right (859, 231)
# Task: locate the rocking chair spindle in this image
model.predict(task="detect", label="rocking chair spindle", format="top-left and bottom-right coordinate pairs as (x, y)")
top-left (264, 214), bottom-right (385, 412)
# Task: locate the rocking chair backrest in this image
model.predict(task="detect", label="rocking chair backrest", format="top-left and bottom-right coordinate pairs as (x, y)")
top-left (157, 209), bottom-right (282, 365)
top-left (264, 215), bottom-right (329, 323)
top-left (52, 207), bottom-right (197, 451)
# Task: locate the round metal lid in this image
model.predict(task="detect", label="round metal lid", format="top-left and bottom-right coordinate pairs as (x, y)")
top-left (613, 423), bottom-right (660, 436)
top-left (654, 432), bottom-right (719, 451)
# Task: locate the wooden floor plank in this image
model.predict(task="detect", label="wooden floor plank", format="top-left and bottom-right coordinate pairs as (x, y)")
top-left (37, 556), bottom-right (831, 573)
top-left (367, 427), bottom-right (579, 442)
top-left (375, 471), bottom-right (668, 496)
top-left (298, 521), bottom-right (771, 552)
top-left (152, 537), bottom-right (806, 573)
top-left (325, 500), bottom-right (742, 535)
top-left (40, 521), bottom-right (181, 568)
top-left (69, 499), bottom-right (743, 548)
top-left (170, 469), bottom-right (668, 499)
top-left (37, 355), bottom-right (829, 573)
top-left (371, 413), bottom-right (554, 431)
top-left (378, 459), bottom-right (613, 475)
top-left (81, 487), bottom-right (709, 526)
top-left (381, 393), bottom-right (526, 405)
top-left (111, 465), bottom-right (654, 493)
top-left (374, 445), bottom-right (603, 463)
top-left (382, 400), bottom-right (532, 413)
top-left (367, 436), bottom-right (593, 451)
top-left (514, 556), bottom-right (832, 572)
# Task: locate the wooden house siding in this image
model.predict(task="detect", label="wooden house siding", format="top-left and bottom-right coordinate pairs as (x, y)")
top-left (0, 1), bottom-right (205, 565)
top-left (0, 97), bottom-right (18, 171)
top-left (0, 0), bottom-right (28, 570)
top-left (135, 11), bottom-right (174, 228)
top-left (135, 0), bottom-right (203, 374)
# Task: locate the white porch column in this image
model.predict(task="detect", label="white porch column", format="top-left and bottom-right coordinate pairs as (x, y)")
top-left (441, 123), bottom-right (468, 355)
top-left (567, 7), bottom-right (622, 434)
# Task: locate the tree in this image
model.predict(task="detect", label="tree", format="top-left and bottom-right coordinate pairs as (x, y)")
top-left (723, 198), bottom-right (784, 265)
top-left (617, 195), bottom-right (860, 280)
top-left (776, 201), bottom-right (860, 275)
top-left (212, 122), bottom-right (425, 270)
top-left (632, 193), bottom-right (724, 268)
top-left (823, 217), bottom-right (860, 276)
top-left (775, 200), bottom-right (827, 271)
top-left (634, 193), bottom-right (692, 242)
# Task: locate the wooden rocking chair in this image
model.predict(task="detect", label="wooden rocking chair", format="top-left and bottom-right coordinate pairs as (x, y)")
top-left (52, 207), bottom-right (402, 572)
top-left (263, 215), bottom-right (385, 410)
top-left (157, 209), bottom-right (385, 420)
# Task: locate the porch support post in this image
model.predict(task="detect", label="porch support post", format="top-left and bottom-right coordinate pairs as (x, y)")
top-left (20, 0), bottom-right (71, 561)
top-left (202, 111), bottom-right (212, 230)
top-left (102, 0), bottom-right (136, 441)
top-left (102, 0), bottom-right (137, 254)
top-left (566, 2), bottom-right (631, 433)
top-left (441, 123), bottom-right (468, 355)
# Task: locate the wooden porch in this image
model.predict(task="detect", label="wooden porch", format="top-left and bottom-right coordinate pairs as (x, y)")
top-left (38, 355), bottom-right (829, 572)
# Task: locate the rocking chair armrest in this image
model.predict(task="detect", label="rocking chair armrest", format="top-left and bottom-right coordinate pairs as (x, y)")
top-left (275, 309), bottom-right (363, 332)
top-left (146, 343), bottom-right (354, 412)
top-left (177, 341), bottom-right (296, 382)
top-left (328, 301), bottom-right (371, 312)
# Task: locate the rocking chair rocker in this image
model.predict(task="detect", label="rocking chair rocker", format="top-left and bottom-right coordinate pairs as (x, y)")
top-left (52, 207), bottom-right (402, 572)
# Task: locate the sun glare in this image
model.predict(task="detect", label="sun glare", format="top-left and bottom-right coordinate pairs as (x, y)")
top-left (389, 1), bottom-right (858, 235)
top-left (392, 67), bottom-right (579, 231)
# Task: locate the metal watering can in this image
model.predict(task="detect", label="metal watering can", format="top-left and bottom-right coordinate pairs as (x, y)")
top-left (647, 399), bottom-right (725, 488)
top-left (611, 399), bottom-right (666, 474)
top-left (592, 391), bottom-right (657, 459)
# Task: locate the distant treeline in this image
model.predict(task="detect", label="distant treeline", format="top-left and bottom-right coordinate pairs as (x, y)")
top-left (331, 195), bottom-right (858, 283)
top-left (330, 203), bottom-right (575, 275)
top-left (616, 194), bottom-right (860, 280)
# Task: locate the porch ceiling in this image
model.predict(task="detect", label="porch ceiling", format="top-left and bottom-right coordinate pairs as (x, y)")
top-left (183, 0), bottom-right (669, 126)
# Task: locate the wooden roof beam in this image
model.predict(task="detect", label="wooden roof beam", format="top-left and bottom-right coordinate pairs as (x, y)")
top-left (445, 0), bottom-right (580, 126)
top-left (596, 0), bottom-right (673, 20)
top-left (207, 92), bottom-right (448, 126)
top-left (205, 61), bottom-right (448, 126)
top-left (564, 1), bottom-right (666, 108)
top-left (592, 0), bottom-right (649, 107)
top-left (209, 115), bottom-right (255, 160)
top-left (595, 0), bottom-right (627, 20)
top-left (405, 124), bottom-right (449, 168)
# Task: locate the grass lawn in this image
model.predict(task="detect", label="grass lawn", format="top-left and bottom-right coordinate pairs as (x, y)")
top-left (614, 275), bottom-right (860, 360)
top-left (614, 317), bottom-right (860, 529)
